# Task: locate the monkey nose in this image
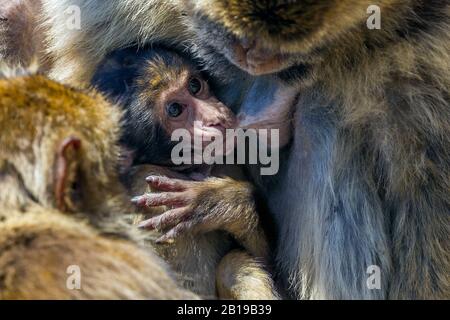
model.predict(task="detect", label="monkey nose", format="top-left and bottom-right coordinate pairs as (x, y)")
top-left (204, 121), bottom-right (226, 131)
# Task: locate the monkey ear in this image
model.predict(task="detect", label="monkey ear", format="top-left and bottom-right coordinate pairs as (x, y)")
top-left (54, 137), bottom-right (83, 213)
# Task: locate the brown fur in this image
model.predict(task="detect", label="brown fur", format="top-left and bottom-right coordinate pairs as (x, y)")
top-left (216, 250), bottom-right (280, 300)
top-left (138, 55), bottom-right (191, 93)
top-left (0, 209), bottom-right (195, 299)
top-left (0, 67), bottom-right (197, 300)
top-left (129, 165), bottom-right (278, 299)
top-left (183, 0), bottom-right (393, 53)
top-left (0, 0), bottom-right (50, 70)
top-left (42, 0), bottom-right (191, 86)
top-left (0, 71), bottom-right (124, 220)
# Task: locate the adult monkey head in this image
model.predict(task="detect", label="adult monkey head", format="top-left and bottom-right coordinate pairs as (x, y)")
top-left (0, 69), bottom-right (126, 220)
top-left (0, 67), bottom-right (200, 300)
top-left (180, 0), bottom-right (393, 76)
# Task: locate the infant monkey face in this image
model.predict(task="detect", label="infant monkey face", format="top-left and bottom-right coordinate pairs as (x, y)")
top-left (158, 71), bottom-right (237, 151)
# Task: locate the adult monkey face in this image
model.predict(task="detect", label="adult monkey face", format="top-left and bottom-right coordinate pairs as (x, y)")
top-left (180, 0), bottom-right (388, 76)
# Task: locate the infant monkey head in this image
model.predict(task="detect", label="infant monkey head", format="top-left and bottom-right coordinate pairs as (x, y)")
top-left (93, 47), bottom-right (237, 167)
top-left (136, 51), bottom-right (236, 144)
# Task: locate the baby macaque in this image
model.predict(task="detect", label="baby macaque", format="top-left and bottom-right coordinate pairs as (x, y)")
top-left (93, 46), bottom-right (236, 169)
top-left (93, 46), bottom-right (279, 299)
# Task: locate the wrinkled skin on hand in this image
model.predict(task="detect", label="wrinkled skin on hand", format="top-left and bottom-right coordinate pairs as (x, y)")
top-left (132, 175), bottom-right (257, 244)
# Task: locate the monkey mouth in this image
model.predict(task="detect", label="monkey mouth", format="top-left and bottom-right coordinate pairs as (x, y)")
top-left (246, 55), bottom-right (285, 76)
top-left (232, 42), bottom-right (285, 76)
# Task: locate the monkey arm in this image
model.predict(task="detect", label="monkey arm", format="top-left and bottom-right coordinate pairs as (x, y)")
top-left (133, 176), bottom-right (271, 260)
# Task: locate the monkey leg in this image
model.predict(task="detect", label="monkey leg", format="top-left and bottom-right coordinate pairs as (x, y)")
top-left (216, 250), bottom-right (280, 300)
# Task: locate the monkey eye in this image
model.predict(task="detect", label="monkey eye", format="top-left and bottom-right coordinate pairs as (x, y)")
top-left (188, 77), bottom-right (202, 96)
top-left (166, 102), bottom-right (184, 118)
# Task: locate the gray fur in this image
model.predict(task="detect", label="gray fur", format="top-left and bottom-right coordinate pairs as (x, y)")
top-left (188, 0), bottom-right (450, 299)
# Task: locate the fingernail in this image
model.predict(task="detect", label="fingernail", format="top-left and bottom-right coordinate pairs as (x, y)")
top-left (146, 176), bottom-right (156, 183)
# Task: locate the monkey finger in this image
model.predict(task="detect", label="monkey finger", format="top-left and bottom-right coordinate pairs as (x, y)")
top-left (146, 175), bottom-right (194, 191)
top-left (155, 222), bottom-right (193, 244)
top-left (131, 192), bottom-right (188, 208)
top-left (138, 207), bottom-right (192, 231)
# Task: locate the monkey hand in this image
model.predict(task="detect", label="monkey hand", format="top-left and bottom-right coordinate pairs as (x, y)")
top-left (132, 176), bottom-right (260, 245)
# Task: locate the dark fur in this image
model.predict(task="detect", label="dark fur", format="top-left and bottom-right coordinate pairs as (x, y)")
top-left (92, 46), bottom-right (193, 166)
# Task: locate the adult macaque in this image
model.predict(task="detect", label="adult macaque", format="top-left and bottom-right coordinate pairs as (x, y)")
top-left (179, 0), bottom-right (450, 299)
top-left (0, 66), bottom-right (197, 300)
